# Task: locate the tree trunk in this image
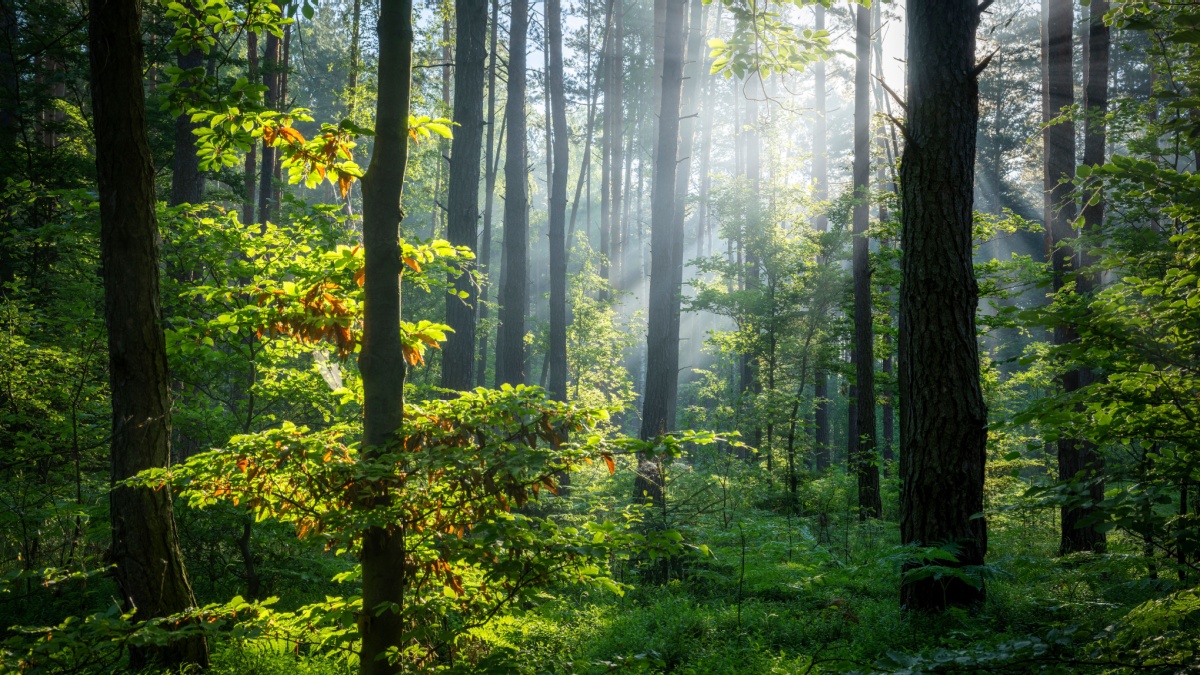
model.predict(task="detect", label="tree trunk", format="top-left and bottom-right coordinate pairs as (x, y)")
top-left (811, 4), bottom-right (830, 472)
top-left (257, 32), bottom-right (280, 224)
top-left (898, 0), bottom-right (988, 611)
top-left (442, 0), bottom-right (488, 392)
top-left (852, 3), bottom-right (881, 519)
top-left (547, 0), bottom-right (569, 402)
top-left (635, 0), bottom-right (687, 503)
top-left (1061, 0), bottom-right (1109, 555)
top-left (357, 0), bottom-right (414, 669)
top-left (169, 48), bottom-right (205, 206)
top-left (88, 0), bottom-right (206, 667)
top-left (242, 31), bottom-right (259, 226)
top-left (476, 0), bottom-right (502, 386)
top-left (495, 0), bottom-right (529, 386)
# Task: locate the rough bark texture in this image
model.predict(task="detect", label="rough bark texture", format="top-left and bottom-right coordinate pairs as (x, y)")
top-left (636, 0), bottom-right (687, 503)
top-left (88, 0), bottom-right (206, 666)
top-left (242, 31), bottom-right (258, 227)
top-left (811, 5), bottom-right (830, 472)
top-left (495, 0), bottom-right (529, 386)
top-left (169, 48), bottom-right (206, 206)
top-left (442, 0), bottom-right (487, 392)
top-left (547, 0), bottom-right (569, 402)
top-left (898, 0), bottom-right (988, 611)
top-left (852, 3), bottom-right (881, 519)
top-left (476, 0), bottom-right (501, 386)
top-left (1061, 0), bottom-right (1109, 555)
top-left (357, 0), bottom-right (414, 669)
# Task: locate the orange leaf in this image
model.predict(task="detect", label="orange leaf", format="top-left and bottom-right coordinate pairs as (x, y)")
top-left (402, 344), bottom-right (424, 366)
top-left (403, 257), bottom-right (422, 273)
top-left (279, 126), bottom-right (306, 144)
top-left (602, 455), bottom-right (615, 475)
top-left (354, 268), bottom-right (365, 287)
top-left (338, 174), bottom-right (353, 198)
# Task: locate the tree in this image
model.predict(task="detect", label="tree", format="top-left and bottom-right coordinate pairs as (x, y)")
top-left (547, 0), bottom-right (569, 402)
top-left (636, 0), bottom-right (687, 502)
top-left (169, 46), bottom-right (205, 206)
top-left (257, 31), bottom-right (281, 224)
top-left (476, 0), bottom-right (503, 386)
top-left (356, 0), bottom-right (414, 669)
top-left (442, 0), bottom-right (488, 391)
top-left (496, 0), bottom-right (529, 386)
top-left (898, 0), bottom-right (989, 611)
top-left (87, 0), bottom-right (206, 666)
top-left (811, 3), bottom-right (831, 472)
top-left (851, 2), bottom-right (880, 518)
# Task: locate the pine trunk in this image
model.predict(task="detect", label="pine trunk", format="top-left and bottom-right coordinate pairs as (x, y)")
top-left (496, 0), bottom-right (529, 386)
top-left (88, 0), bottom-right (206, 666)
top-left (547, 0), bottom-right (569, 402)
top-left (442, 0), bottom-right (488, 391)
top-left (898, 0), bottom-right (988, 611)
top-left (811, 5), bottom-right (830, 472)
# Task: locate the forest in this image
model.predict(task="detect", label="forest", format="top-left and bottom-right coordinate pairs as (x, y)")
top-left (2, 0), bottom-right (1200, 670)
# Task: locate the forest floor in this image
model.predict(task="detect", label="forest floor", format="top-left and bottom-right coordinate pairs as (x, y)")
top-left (191, 466), bottom-right (1165, 675)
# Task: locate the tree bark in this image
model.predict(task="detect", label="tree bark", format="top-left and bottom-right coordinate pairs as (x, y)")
top-left (636, 0), bottom-right (687, 503)
top-left (88, 0), bottom-right (206, 666)
top-left (357, 0), bottom-right (414, 669)
top-left (169, 48), bottom-right (205, 206)
top-left (898, 0), bottom-right (988, 611)
top-left (442, 0), bottom-right (488, 392)
top-left (242, 31), bottom-right (259, 227)
top-left (547, 0), bottom-right (569, 402)
top-left (852, 3), bottom-right (881, 519)
top-left (476, 0), bottom-right (502, 386)
top-left (608, 2), bottom-right (624, 292)
top-left (257, 32), bottom-right (280, 224)
top-left (1060, 0), bottom-right (1109, 555)
top-left (811, 4), bottom-right (830, 472)
top-left (495, 0), bottom-right (529, 386)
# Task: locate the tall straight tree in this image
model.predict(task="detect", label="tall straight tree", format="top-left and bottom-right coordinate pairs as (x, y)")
top-left (442, 0), bottom-right (488, 391)
top-left (476, 0), bottom-right (502, 386)
top-left (88, 0), bottom-right (206, 666)
top-left (667, 0), bottom-right (703, 426)
top-left (811, 4), bottom-right (830, 472)
top-left (356, 0), bottom-right (415, 669)
top-left (547, 0), bottom-right (569, 401)
top-left (1061, 0), bottom-right (1109, 554)
top-left (257, 31), bottom-right (280, 224)
top-left (636, 0), bottom-right (687, 503)
top-left (242, 31), bottom-right (258, 227)
top-left (169, 46), bottom-right (205, 205)
top-left (495, 0), bottom-right (529, 386)
top-left (898, 0), bottom-right (989, 611)
top-left (608, 2), bottom-right (624, 292)
top-left (851, 3), bottom-right (881, 519)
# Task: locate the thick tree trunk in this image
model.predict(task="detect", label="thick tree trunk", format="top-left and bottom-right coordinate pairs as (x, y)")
top-left (169, 48), bottom-right (205, 206)
top-left (636, 0), bottom-right (687, 503)
top-left (442, 0), bottom-right (488, 392)
top-left (476, 0), bottom-right (502, 386)
top-left (811, 4), bottom-right (830, 472)
top-left (1060, 0), bottom-right (1109, 555)
top-left (357, 0), bottom-right (414, 670)
top-left (547, 0), bottom-right (569, 402)
top-left (852, 4), bottom-right (881, 519)
top-left (495, 0), bottom-right (529, 386)
top-left (88, 0), bottom-right (206, 667)
top-left (898, 0), bottom-right (988, 611)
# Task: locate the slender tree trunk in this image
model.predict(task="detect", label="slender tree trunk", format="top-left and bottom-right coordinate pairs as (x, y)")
top-left (547, 0), bottom-right (569, 403)
top-left (243, 31), bottom-right (259, 226)
top-left (852, 3), bottom-right (881, 519)
top-left (635, 0), bottom-right (687, 503)
top-left (88, 0), bottom-right (206, 666)
top-left (476, 0), bottom-right (502, 386)
top-left (898, 0), bottom-right (988, 611)
top-left (257, 32), bottom-right (280, 224)
top-left (496, 0), bottom-right (530, 386)
top-left (348, 0), bottom-right (363, 117)
top-left (442, 0), bottom-right (488, 391)
top-left (357, 0), bottom-right (414, 669)
top-left (811, 4), bottom-right (830, 472)
top-left (873, 1), bottom-right (894, 465)
top-left (1061, 0), bottom-right (1109, 555)
top-left (272, 26), bottom-right (290, 209)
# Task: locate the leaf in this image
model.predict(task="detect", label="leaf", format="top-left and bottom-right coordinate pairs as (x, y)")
top-left (602, 455), bottom-right (616, 475)
top-left (354, 267), bottom-right (365, 287)
top-left (403, 257), bottom-right (422, 273)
